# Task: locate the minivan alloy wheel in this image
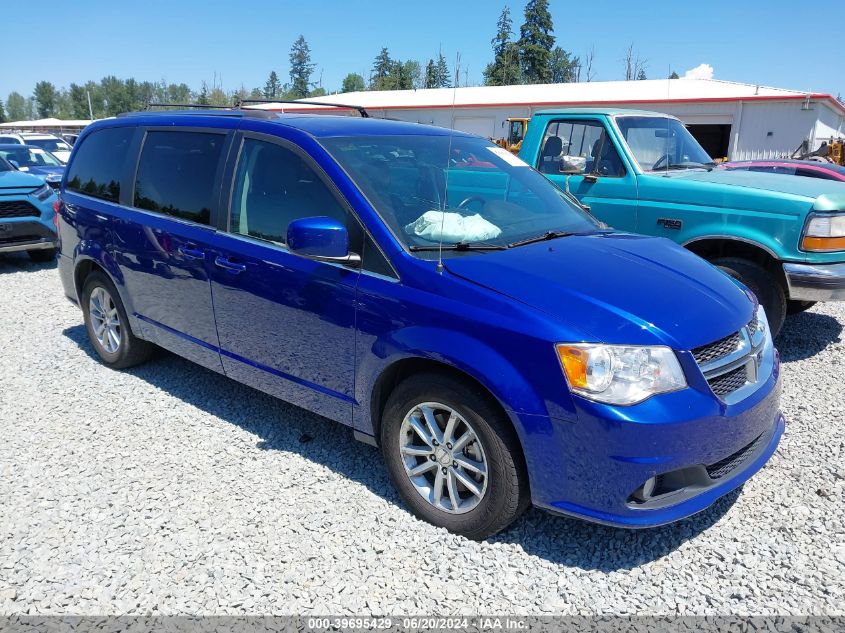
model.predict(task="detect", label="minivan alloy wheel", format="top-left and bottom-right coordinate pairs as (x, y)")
top-left (88, 286), bottom-right (121, 354)
top-left (399, 402), bottom-right (488, 514)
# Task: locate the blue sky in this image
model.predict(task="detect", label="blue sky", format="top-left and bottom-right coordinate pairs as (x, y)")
top-left (3, 0), bottom-right (843, 98)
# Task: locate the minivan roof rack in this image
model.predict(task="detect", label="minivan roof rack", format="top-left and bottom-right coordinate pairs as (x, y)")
top-left (144, 102), bottom-right (232, 110)
top-left (236, 99), bottom-right (370, 118)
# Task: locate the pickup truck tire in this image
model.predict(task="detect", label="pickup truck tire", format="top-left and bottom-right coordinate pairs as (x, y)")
top-left (713, 257), bottom-right (786, 337)
top-left (81, 271), bottom-right (153, 369)
top-left (28, 248), bottom-right (57, 263)
top-left (787, 300), bottom-right (816, 315)
top-left (381, 372), bottom-right (529, 540)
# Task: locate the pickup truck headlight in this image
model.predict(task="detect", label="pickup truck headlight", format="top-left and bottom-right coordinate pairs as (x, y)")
top-left (31, 184), bottom-right (53, 201)
top-left (556, 343), bottom-right (687, 405)
top-left (801, 213), bottom-right (845, 252)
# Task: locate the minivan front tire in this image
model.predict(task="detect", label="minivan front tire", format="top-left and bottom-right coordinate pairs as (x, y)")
top-left (381, 372), bottom-right (529, 539)
top-left (81, 271), bottom-right (153, 369)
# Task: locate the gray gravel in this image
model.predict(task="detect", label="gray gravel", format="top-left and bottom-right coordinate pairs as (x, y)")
top-left (0, 253), bottom-right (843, 616)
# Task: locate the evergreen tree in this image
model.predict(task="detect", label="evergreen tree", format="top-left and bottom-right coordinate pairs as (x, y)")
top-left (517, 0), bottom-right (555, 84)
top-left (0, 98), bottom-right (5, 123)
top-left (197, 82), bottom-right (210, 105)
top-left (371, 48), bottom-right (393, 90)
top-left (434, 52), bottom-right (451, 88)
top-left (549, 46), bottom-right (577, 83)
top-left (289, 35), bottom-right (316, 98)
top-left (264, 71), bottom-right (282, 99)
top-left (341, 73), bottom-right (365, 93)
top-left (33, 81), bottom-right (58, 118)
top-left (669, 71), bottom-right (680, 79)
top-left (484, 6), bottom-right (521, 86)
top-left (637, 69), bottom-right (647, 80)
top-left (424, 59), bottom-right (437, 89)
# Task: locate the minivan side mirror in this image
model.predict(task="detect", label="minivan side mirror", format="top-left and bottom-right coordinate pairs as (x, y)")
top-left (287, 216), bottom-right (361, 267)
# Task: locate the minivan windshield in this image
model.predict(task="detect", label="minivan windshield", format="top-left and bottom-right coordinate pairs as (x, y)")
top-left (615, 116), bottom-right (714, 172)
top-left (321, 134), bottom-right (600, 255)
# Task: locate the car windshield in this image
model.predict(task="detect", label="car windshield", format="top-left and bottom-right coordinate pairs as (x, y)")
top-left (615, 116), bottom-right (714, 172)
top-left (24, 137), bottom-right (71, 153)
top-left (321, 134), bottom-right (600, 255)
top-left (0, 147), bottom-right (63, 167)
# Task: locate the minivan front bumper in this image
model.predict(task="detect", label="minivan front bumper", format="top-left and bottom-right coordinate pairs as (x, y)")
top-left (526, 349), bottom-right (782, 528)
top-left (784, 261), bottom-right (845, 301)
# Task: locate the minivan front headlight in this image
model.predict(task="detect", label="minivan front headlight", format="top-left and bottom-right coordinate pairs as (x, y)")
top-left (801, 213), bottom-right (845, 252)
top-left (556, 343), bottom-right (687, 405)
top-left (31, 184), bottom-right (53, 201)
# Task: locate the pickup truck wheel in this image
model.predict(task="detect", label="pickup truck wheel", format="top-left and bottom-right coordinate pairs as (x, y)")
top-left (714, 257), bottom-right (787, 337)
top-left (787, 300), bottom-right (816, 315)
top-left (28, 248), bottom-right (57, 263)
top-left (381, 372), bottom-right (529, 540)
top-left (81, 271), bottom-right (153, 369)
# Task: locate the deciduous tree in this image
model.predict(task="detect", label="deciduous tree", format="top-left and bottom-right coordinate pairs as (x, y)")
top-left (341, 73), bottom-right (365, 93)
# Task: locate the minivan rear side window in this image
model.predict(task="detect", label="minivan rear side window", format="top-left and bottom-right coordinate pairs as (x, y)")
top-left (134, 131), bottom-right (224, 225)
top-left (66, 126), bottom-right (134, 202)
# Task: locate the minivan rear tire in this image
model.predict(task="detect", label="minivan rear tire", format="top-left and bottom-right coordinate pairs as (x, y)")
top-left (81, 271), bottom-right (153, 369)
top-left (381, 372), bottom-right (529, 539)
top-left (714, 257), bottom-right (787, 337)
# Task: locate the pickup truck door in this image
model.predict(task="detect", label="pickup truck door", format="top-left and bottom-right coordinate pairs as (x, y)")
top-left (532, 117), bottom-right (638, 232)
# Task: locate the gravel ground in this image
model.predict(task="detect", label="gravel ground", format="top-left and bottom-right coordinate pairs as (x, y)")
top-left (0, 253), bottom-right (843, 616)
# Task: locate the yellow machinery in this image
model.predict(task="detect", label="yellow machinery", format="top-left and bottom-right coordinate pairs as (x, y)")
top-left (494, 118), bottom-right (530, 154)
top-left (792, 138), bottom-right (845, 166)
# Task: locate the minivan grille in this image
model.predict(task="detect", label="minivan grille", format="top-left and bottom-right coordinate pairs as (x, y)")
top-left (706, 431), bottom-right (767, 479)
top-left (707, 364), bottom-right (749, 398)
top-left (691, 331), bottom-right (742, 366)
top-left (0, 200), bottom-right (40, 218)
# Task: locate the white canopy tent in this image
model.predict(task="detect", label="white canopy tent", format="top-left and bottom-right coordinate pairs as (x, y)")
top-left (0, 118), bottom-right (93, 132)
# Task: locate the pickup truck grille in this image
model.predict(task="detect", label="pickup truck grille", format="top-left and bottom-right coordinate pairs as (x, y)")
top-left (0, 200), bottom-right (40, 218)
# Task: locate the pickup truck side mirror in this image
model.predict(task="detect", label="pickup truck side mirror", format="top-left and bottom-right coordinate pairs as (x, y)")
top-left (287, 216), bottom-right (361, 267)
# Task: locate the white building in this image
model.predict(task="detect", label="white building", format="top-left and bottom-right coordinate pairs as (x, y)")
top-left (254, 78), bottom-right (845, 161)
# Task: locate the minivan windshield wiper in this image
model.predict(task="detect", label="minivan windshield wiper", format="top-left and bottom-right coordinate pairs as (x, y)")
top-left (409, 241), bottom-right (507, 252)
top-left (507, 230), bottom-right (576, 248)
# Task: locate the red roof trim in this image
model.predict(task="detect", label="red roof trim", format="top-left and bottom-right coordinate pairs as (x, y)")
top-left (267, 93), bottom-right (845, 116)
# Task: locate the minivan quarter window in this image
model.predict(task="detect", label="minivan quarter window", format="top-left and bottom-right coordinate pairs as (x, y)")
top-left (66, 126), bottom-right (134, 202)
top-left (134, 130), bottom-right (225, 225)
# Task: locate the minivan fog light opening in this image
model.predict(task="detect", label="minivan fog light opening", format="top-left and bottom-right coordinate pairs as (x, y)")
top-left (556, 343), bottom-right (687, 406)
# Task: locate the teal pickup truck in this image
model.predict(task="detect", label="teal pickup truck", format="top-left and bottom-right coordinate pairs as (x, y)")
top-left (518, 108), bottom-right (845, 335)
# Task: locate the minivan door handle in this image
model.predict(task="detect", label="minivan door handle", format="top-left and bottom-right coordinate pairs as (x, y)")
top-left (214, 255), bottom-right (247, 274)
top-left (177, 244), bottom-right (205, 260)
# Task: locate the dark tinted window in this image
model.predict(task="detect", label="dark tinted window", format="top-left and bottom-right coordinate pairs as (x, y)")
top-left (796, 168), bottom-right (836, 180)
top-left (230, 138), bottom-right (351, 244)
top-left (66, 127), bottom-right (133, 202)
top-left (134, 131), bottom-right (224, 225)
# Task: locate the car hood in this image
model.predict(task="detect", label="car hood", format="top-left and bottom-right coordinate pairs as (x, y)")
top-left (0, 169), bottom-right (46, 189)
top-left (17, 165), bottom-right (64, 177)
top-left (647, 168), bottom-right (845, 210)
top-left (444, 232), bottom-right (753, 350)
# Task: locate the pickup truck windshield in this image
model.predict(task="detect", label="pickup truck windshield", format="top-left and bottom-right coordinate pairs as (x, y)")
top-left (615, 116), bottom-right (714, 172)
top-left (321, 134), bottom-right (599, 254)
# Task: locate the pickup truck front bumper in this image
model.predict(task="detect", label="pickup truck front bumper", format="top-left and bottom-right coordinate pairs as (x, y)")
top-left (783, 262), bottom-right (845, 301)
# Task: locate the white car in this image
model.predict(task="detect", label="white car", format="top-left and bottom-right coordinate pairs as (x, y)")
top-left (0, 133), bottom-right (72, 163)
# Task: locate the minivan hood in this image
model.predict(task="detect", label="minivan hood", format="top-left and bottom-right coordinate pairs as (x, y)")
top-left (444, 232), bottom-right (752, 350)
top-left (649, 168), bottom-right (845, 208)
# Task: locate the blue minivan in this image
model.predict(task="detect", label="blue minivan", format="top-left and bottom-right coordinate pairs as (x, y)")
top-left (57, 109), bottom-right (784, 538)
